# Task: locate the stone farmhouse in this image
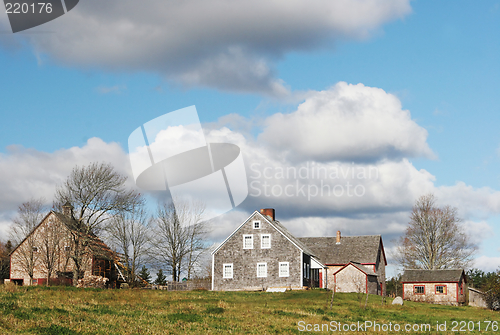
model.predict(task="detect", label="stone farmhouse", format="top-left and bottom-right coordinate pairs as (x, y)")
top-left (401, 269), bottom-right (467, 305)
top-left (8, 203), bottom-right (120, 287)
top-left (212, 209), bottom-right (386, 294)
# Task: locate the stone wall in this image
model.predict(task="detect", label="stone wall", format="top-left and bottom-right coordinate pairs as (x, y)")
top-left (213, 213), bottom-right (302, 291)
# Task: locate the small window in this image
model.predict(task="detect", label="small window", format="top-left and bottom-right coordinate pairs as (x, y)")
top-left (32, 247), bottom-right (39, 253)
top-left (460, 282), bottom-right (463, 295)
top-left (435, 285), bottom-right (447, 294)
top-left (223, 264), bottom-right (233, 279)
top-left (279, 262), bottom-right (289, 277)
top-left (257, 262), bottom-right (267, 278)
top-left (414, 286), bottom-right (425, 294)
top-left (261, 234), bottom-right (271, 249)
top-left (253, 220), bottom-right (261, 229)
top-left (243, 235), bottom-right (253, 249)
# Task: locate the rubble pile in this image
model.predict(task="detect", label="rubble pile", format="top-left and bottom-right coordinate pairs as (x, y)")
top-left (76, 275), bottom-right (109, 289)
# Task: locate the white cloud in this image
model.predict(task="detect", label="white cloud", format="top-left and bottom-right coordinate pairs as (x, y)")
top-left (0, 138), bottom-right (131, 213)
top-left (0, 0), bottom-right (411, 95)
top-left (473, 256), bottom-right (500, 273)
top-left (260, 82), bottom-right (435, 162)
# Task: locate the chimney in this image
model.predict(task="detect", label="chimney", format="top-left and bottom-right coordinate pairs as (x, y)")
top-left (260, 208), bottom-right (275, 221)
top-left (62, 201), bottom-right (74, 218)
top-left (336, 230), bottom-right (341, 244)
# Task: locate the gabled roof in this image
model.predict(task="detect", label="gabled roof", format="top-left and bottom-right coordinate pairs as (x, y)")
top-left (10, 210), bottom-right (113, 260)
top-left (333, 261), bottom-right (378, 277)
top-left (297, 235), bottom-right (385, 265)
top-left (401, 269), bottom-right (466, 283)
top-left (211, 211), bottom-right (316, 257)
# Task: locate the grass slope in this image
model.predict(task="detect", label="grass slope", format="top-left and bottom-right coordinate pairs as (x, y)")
top-left (0, 285), bottom-right (498, 334)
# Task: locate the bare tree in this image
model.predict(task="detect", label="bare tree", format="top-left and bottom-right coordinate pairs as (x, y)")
top-left (38, 216), bottom-right (67, 286)
top-left (394, 194), bottom-right (476, 270)
top-left (9, 198), bottom-right (47, 285)
top-left (105, 203), bottom-right (150, 286)
top-left (55, 162), bottom-right (142, 283)
top-left (151, 199), bottom-right (207, 282)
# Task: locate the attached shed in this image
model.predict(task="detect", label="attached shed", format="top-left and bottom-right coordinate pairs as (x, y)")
top-left (469, 288), bottom-right (488, 308)
top-left (333, 262), bottom-right (379, 294)
top-left (401, 269), bottom-right (467, 305)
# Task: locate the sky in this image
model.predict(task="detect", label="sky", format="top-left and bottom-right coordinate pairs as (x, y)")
top-left (0, 0), bottom-right (499, 278)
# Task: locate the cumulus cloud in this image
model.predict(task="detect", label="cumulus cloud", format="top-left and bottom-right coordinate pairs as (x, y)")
top-left (0, 138), bottom-right (131, 213)
top-left (473, 256), bottom-right (500, 273)
top-left (260, 82), bottom-right (435, 162)
top-left (0, 0), bottom-right (411, 95)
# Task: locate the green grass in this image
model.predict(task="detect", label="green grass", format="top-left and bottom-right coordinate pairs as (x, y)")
top-left (0, 285), bottom-right (498, 334)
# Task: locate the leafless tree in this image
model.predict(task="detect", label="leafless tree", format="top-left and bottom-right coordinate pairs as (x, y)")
top-left (104, 203), bottom-right (150, 286)
top-left (9, 198), bottom-right (47, 285)
top-left (55, 162), bottom-right (142, 283)
top-left (151, 199), bottom-right (207, 282)
top-left (38, 216), bottom-right (68, 286)
top-left (394, 194), bottom-right (476, 270)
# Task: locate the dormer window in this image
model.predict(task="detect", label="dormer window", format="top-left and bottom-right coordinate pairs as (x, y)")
top-left (253, 220), bottom-right (261, 229)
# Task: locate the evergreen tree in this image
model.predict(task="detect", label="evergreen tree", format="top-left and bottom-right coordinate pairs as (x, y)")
top-left (154, 269), bottom-right (167, 286)
top-left (138, 265), bottom-right (151, 284)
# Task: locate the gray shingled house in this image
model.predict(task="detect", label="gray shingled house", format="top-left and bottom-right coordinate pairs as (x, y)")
top-left (212, 209), bottom-right (386, 295)
top-left (401, 269), bottom-right (467, 305)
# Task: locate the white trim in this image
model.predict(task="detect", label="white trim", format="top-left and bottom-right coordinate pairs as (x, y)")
top-left (253, 220), bottom-right (261, 229)
top-left (211, 210), bottom-right (312, 256)
top-left (211, 254), bottom-right (214, 291)
top-left (243, 234), bottom-right (253, 249)
top-left (223, 263), bottom-right (233, 279)
top-left (211, 211), bottom-right (261, 255)
top-left (261, 234), bottom-right (271, 249)
top-left (279, 262), bottom-right (289, 277)
top-left (257, 262), bottom-right (267, 278)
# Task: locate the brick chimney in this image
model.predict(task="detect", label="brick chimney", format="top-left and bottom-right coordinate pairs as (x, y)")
top-left (336, 230), bottom-right (341, 244)
top-left (260, 208), bottom-right (275, 221)
top-left (62, 201), bottom-right (74, 218)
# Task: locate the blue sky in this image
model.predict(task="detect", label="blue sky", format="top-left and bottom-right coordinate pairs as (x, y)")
top-left (1, 0), bottom-right (499, 277)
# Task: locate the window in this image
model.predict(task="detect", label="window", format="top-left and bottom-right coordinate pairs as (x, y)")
top-left (261, 234), bottom-right (271, 249)
top-left (32, 247), bottom-right (38, 253)
top-left (257, 262), bottom-right (267, 277)
top-left (306, 263), bottom-right (310, 279)
top-left (223, 264), bottom-right (233, 279)
top-left (243, 235), bottom-right (253, 249)
top-left (435, 285), bottom-right (447, 294)
top-left (253, 220), bottom-right (261, 229)
top-left (414, 286), bottom-right (425, 294)
top-left (64, 246), bottom-right (71, 252)
top-left (460, 282), bottom-right (464, 295)
top-left (279, 262), bottom-right (289, 277)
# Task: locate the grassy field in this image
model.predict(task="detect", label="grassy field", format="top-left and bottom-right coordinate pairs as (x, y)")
top-left (1, 284), bottom-right (499, 334)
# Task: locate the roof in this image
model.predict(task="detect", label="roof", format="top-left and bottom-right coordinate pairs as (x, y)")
top-left (334, 262), bottom-right (377, 276)
top-left (11, 210), bottom-right (113, 260)
top-left (297, 235), bottom-right (385, 265)
top-left (401, 269), bottom-right (466, 283)
top-left (271, 220), bottom-right (316, 257)
top-left (211, 211), bottom-right (316, 257)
